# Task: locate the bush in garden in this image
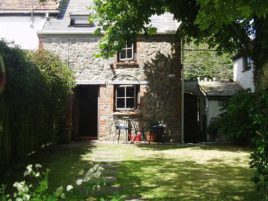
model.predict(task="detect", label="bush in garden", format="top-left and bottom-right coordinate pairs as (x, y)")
top-left (216, 89), bottom-right (268, 191)
top-left (27, 49), bottom-right (75, 142)
top-left (0, 164), bottom-right (104, 201)
top-left (249, 90), bottom-right (268, 191)
top-left (207, 117), bottom-right (222, 141)
top-left (0, 41), bottom-right (75, 166)
top-left (216, 90), bottom-right (257, 145)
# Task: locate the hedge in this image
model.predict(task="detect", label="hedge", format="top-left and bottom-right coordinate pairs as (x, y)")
top-left (0, 41), bottom-right (75, 168)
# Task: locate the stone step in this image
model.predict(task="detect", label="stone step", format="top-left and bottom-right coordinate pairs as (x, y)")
top-left (92, 154), bottom-right (122, 162)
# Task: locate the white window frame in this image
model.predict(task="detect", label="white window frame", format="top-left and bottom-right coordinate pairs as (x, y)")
top-left (119, 44), bottom-right (134, 61)
top-left (244, 56), bottom-right (254, 71)
top-left (115, 85), bottom-right (136, 110)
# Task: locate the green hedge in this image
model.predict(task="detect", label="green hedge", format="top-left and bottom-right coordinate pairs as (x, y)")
top-left (210, 90), bottom-right (257, 145)
top-left (0, 41), bottom-right (75, 167)
top-left (209, 89), bottom-right (268, 190)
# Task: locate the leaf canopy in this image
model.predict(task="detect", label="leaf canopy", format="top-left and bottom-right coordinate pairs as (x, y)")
top-left (90, 0), bottom-right (268, 57)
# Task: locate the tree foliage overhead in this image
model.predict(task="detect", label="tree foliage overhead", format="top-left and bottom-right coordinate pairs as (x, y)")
top-left (89, 0), bottom-right (268, 89)
top-left (90, 0), bottom-right (268, 57)
top-left (184, 42), bottom-right (233, 80)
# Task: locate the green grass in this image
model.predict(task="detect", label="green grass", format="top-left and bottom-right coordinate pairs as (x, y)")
top-left (1, 143), bottom-right (264, 200)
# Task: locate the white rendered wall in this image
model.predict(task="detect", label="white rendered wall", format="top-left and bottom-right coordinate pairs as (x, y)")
top-left (207, 100), bottom-right (223, 126)
top-left (0, 16), bottom-right (46, 50)
top-left (233, 57), bottom-right (255, 92)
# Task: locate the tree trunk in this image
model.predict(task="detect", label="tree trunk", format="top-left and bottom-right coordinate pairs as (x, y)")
top-left (253, 17), bottom-right (268, 90)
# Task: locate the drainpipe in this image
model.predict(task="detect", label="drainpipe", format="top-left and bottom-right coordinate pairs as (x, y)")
top-left (0, 55), bottom-right (6, 93)
top-left (198, 79), bottom-right (209, 141)
top-left (181, 36), bottom-right (185, 143)
top-left (204, 96), bottom-right (209, 141)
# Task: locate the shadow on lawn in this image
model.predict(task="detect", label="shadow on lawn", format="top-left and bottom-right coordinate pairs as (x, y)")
top-left (197, 144), bottom-right (252, 152)
top-left (0, 142), bottom-right (97, 191)
top-left (136, 143), bottom-right (251, 153)
top-left (136, 143), bottom-right (196, 151)
top-left (101, 157), bottom-right (263, 201)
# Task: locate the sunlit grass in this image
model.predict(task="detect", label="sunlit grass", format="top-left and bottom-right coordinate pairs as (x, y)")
top-left (1, 143), bottom-right (264, 200)
top-left (93, 144), bottom-right (262, 201)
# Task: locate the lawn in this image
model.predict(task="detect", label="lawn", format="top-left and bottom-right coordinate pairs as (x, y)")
top-left (1, 143), bottom-right (264, 201)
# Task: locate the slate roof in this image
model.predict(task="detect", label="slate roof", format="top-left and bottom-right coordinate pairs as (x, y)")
top-left (41, 0), bottom-right (95, 34)
top-left (40, 0), bottom-right (180, 34)
top-left (184, 80), bottom-right (200, 95)
top-left (0, 0), bottom-right (59, 13)
top-left (199, 81), bottom-right (242, 97)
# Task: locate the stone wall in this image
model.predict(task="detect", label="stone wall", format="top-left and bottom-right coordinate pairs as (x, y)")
top-left (98, 84), bottom-right (114, 140)
top-left (40, 34), bottom-right (182, 142)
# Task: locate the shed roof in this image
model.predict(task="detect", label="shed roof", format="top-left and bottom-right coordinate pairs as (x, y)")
top-left (199, 81), bottom-right (242, 97)
top-left (40, 0), bottom-right (180, 35)
top-left (184, 80), bottom-right (200, 95)
top-left (0, 0), bottom-right (59, 13)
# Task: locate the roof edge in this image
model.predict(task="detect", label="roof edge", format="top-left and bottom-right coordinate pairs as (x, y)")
top-left (38, 30), bottom-right (177, 35)
top-left (0, 10), bottom-right (59, 14)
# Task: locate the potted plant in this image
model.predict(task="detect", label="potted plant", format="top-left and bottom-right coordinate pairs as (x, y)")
top-left (145, 122), bottom-right (164, 143)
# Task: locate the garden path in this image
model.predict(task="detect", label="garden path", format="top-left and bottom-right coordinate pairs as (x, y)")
top-left (92, 147), bottom-right (145, 201)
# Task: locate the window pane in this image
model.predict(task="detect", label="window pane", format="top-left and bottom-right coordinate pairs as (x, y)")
top-left (117, 98), bottom-right (125, 108)
top-left (120, 50), bottom-right (126, 59)
top-left (247, 57), bottom-right (253, 69)
top-left (126, 98), bottom-right (135, 108)
top-left (117, 87), bottom-right (125, 97)
top-left (126, 86), bottom-right (135, 97)
top-left (127, 49), bottom-right (133, 59)
top-left (126, 43), bottom-right (132, 48)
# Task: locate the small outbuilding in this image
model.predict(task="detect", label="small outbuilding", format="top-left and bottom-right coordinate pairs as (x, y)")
top-left (184, 79), bottom-right (242, 142)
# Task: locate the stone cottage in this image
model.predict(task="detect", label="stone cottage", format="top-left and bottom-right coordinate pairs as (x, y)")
top-left (38, 0), bottom-right (182, 142)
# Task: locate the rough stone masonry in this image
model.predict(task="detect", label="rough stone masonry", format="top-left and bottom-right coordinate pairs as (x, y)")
top-left (40, 33), bottom-right (182, 142)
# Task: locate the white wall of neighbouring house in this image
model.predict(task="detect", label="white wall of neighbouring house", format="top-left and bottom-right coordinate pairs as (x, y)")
top-left (233, 57), bottom-right (255, 92)
top-left (207, 100), bottom-right (224, 127)
top-left (0, 16), bottom-right (46, 50)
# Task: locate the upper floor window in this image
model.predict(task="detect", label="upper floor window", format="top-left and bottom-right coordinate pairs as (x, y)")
top-left (118, 43), bottom-right (134, 61)
top-left (70, 14), bottom-right (94, 27)
top-left (243, 56), bottom-right (254, 71)
top-left (115, 85), bottom-right (138, 110)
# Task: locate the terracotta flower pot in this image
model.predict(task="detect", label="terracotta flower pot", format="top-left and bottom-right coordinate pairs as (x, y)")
top-left (145, 132), bottom-right (157, 142)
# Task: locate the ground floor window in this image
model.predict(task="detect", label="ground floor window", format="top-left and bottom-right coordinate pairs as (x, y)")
top-left (115, 85), bottom-right (139, 110)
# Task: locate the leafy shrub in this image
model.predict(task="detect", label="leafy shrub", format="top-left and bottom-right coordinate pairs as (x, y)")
top-left (216, 90), bottom-right (257, 145)
top-left (216, 89), bottom-right (268, 191)
top-left (249, 90), bottom-right (268, 191)
top-left (27, 50), bottom-right (75, 143)
top-left (207, 117), bottom-right (221, 141)
top-left (0, 41), bottom-right (75, 166)
top-left (0, 164), bottom-right (104, 201)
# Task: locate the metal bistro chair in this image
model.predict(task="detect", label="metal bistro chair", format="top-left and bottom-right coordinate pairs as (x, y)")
top-left (129, 119), bottom-right (148, 143)
top-left (113, 121), bottom-right (129, 143)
